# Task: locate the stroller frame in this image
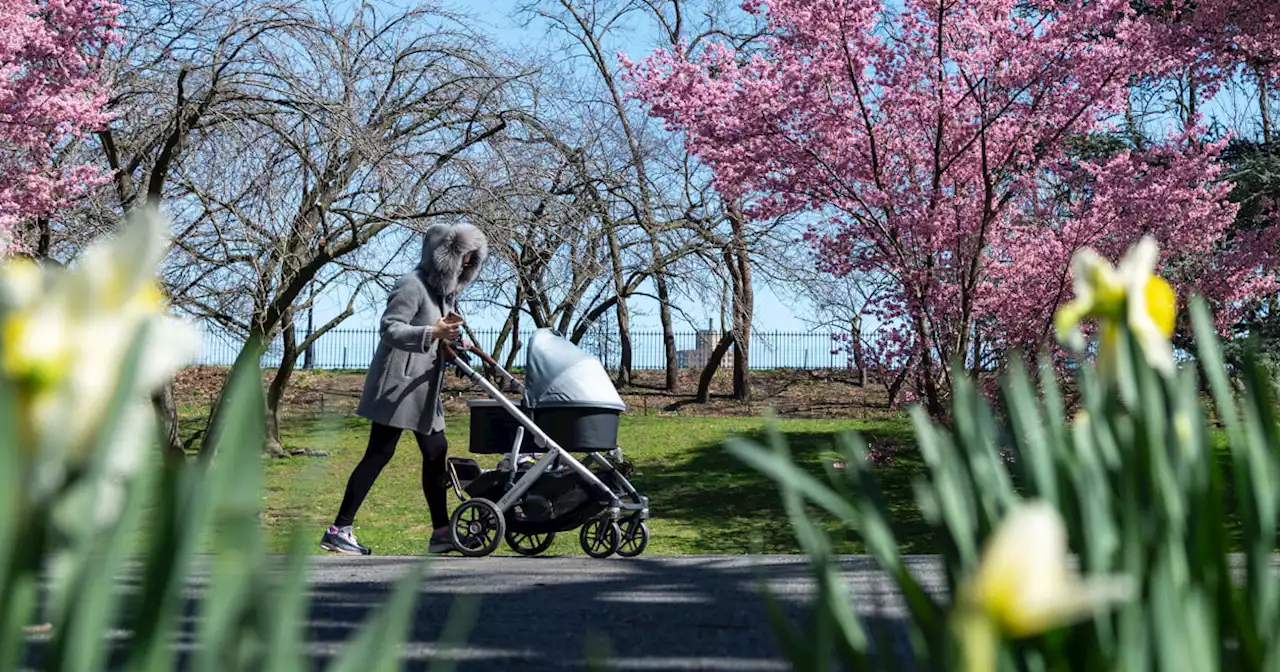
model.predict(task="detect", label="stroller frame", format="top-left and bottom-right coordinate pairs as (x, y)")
top-left (442, 342), bottom-right (649, 557)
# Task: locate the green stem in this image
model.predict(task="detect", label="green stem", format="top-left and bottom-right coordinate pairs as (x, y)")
top-left (0, 516), bottom-right (47, 669)
top-left (953, 607), bottom-right (1000, 672)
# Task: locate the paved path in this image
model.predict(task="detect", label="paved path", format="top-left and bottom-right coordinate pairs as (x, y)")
top-left (25, 555), bottom-right (948, 671)
top-left (268, 555), bottom-right (945, 670)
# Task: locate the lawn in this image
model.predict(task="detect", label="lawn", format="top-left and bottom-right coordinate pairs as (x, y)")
top-left (262, 413), bottom-right (933, 556)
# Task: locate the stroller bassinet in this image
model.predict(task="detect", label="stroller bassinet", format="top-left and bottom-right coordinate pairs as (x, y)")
top-left (443, 328), bottom-right (649, 558)
top-left (467, 328), bottom-right (625, 454)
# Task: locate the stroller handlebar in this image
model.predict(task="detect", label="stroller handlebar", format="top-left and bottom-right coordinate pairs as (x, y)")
top-left (444, 340), bottom-right (526, 392)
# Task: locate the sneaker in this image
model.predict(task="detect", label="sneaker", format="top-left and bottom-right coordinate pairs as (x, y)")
top-left (320, 525), bottom-right (370, 555)
top-left (428, 528), bottom-right (456, 554)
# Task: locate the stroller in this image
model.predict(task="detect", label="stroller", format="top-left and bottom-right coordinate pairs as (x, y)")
top-left (441, 328), bottom-right (650, 558)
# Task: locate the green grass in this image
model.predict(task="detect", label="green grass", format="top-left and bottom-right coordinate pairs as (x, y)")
top-left (263, 413), bottom-right (929, 556)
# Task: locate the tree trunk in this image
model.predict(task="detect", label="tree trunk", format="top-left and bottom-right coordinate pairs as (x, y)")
top-left (729, 276), bottom-right (752, 401)
top-left (885, 353), bottom-right (916, 409)
top-left (491, 290), bottom-right (522, 386)
top-left (656, 270), bottom-right (678, 392)
top-left (1186, 68), bottom-right (1198, 128)
top-left (911, 310), bottom-right (947, 419)
top-left (607, 229), bottom-right (632, 387)
top-left (695, 332), bottom-right (735, 403)
top-left (151, 383), bottom-right (186, 464)
top-left (154, 280), bottom-right (187, 460)
top-left (505, 328), bottom-right (523, 374)
top-left (1260, 66), bottom-right (1273, 145)
top-left (731, 332), bottom-right (750, 400)
top-left (852, 315), bottom-right (866, 387)
top-left (726, 201), bottom-right (754, 401)
top-left (614, 303), bottom-right (633, 387)
top-left (970, 323), bottom-right (983, 373)
top-left (35, 218), bottom-right (51, 259)
top-left (265, 312), bottom-right (297, 458)
top-left (303, 283), bottom-right (315, 370)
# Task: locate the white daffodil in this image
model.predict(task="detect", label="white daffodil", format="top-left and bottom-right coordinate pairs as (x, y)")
top-left (1054, 236), bottom-right (1177, 376)
top-left (954, 502), bottom-right (1133, 671)
top-left (0, 208), bottom-right (199, 477)
top-left (964, 501), bottom-right (1133, 638)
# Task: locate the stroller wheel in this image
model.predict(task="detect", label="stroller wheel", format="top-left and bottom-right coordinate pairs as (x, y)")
top-left (616, 519), bottom-right (649, 558)
top-left (579, 516), bottom-right (620, 559)
top-left (450, 499), bottom-right (505, 557)
top-left (505, 531), bottom-right (556, 556)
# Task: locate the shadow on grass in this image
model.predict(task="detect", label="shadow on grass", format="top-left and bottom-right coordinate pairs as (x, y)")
top-left (638, 425), bottom-right (941, 556)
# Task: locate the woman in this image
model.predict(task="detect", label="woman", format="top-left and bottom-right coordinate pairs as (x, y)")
top-left (320, 222), bottom-right (487, 555)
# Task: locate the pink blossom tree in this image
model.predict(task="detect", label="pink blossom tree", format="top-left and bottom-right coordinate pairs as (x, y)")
top-left (1135, 0), bottom-right (1279, 130)
top-left (625, 0), bottom-right (1275, 416)
top-left (0, 0), bottom-right (119, 255)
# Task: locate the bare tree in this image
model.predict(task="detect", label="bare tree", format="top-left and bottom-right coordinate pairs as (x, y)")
top-left (164, 2), bottom-right (518, 456)
top-left (52, 0), bottom-right (305, 459)
top-left (462, 105), bottom-right (628, 367)
top-left (516, 0), bottom-right (696, 389)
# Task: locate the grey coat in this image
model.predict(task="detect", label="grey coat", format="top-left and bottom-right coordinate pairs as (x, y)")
top-left (356, 223), bottom-right (488, 436)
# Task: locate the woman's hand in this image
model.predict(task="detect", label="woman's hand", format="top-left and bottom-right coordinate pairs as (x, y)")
top-left (430, 317), bottom-right (461, 342)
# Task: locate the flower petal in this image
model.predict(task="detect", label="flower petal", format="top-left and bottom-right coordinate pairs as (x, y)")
top-left (969, 501), bottom-right (1133, 638)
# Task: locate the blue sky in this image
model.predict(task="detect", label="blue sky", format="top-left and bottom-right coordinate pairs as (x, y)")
top-left (297, 0), bottom-right (1265, 341)
top-left (301, 0), bottom-right (814, 336)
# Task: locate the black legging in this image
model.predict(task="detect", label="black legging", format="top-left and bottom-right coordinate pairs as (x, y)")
top-left (334, 422), bottom-right (450, 529)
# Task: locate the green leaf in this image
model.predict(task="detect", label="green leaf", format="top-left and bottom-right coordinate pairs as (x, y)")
top-left (0, 368), bottom-right (26, 669)
top-left (43, 323), bottom-right (151, 636)
top-left (0, 569), bottom-right (39, 672)
top-left (953, 369), bottom-right (1015, 523)
top-left (1038, 354), bottom-right (1070, 462)
top-left (124, 340), bottom-right (265, 672)
top-left (584, 632), bottom-right (616, 672)
top-left (1239, 347), bottom-right (1280, 646)
top-left (328, 560), bottom-right (427, 672)
top-left (1067, 424), bottom-right (1118, 576)
top-left (0, 360), bottom-right (20, 583)
top-left (753, 565), bottom-right (816, 670)
top-left (262, 531), bottom-right (312, 672)
top-left (725, 437), bottom-right (862, 526)
top-left (773, 441), bottom-right (871, 670)
top-left (1190, 298), bottom-right (1244, 450)
top-left (428, 591), bottom-right (481, 672)
top-left (193, 339), bottom-right (269, 672)
top-left (910, 408), bottom-right (977, 569)
top-left (45, 461), bottom-right (153, 672)
top-left (831, 434), bottom-right (942, 658)
top-left (1001, 357), bottom-right (1058, 507)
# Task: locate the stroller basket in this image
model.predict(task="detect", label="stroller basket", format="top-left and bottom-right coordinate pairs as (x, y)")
top-left (467, 399), bottom-right (536, 454)
top-left (468, 399), bottom-right (621, 454)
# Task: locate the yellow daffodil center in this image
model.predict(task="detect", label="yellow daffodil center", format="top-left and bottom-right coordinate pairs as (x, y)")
top-left (1143, 275), bottom-right (1176, 338)
top-left (1085, 265), bottom-right (1126, 320)
top-left (1054, 237), bottom-right (1178, 377)
top-left (1, 309), bottom-right (70, 393)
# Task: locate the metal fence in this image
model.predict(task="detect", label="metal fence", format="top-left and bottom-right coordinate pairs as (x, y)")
top-left (193, 326), bottom-right (853, 372)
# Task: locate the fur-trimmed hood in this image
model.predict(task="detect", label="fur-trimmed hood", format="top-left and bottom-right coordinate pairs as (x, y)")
top-left (418, 222), bottom-right (488, 296)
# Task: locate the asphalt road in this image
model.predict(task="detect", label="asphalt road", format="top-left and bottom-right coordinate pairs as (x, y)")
top-left (297, 555), bottom-right (948, 671)
top-left (22, 555), bottom-right (948, 671)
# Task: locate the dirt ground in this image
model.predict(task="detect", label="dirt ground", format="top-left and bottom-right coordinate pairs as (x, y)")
top-left (173, 365), bottom-right (896, 421)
